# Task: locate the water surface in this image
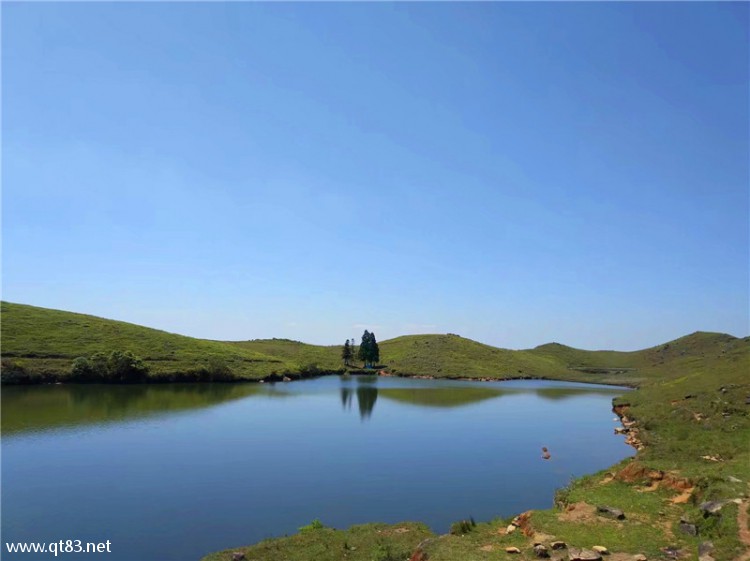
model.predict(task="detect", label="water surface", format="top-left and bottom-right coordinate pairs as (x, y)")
top-left (2, 377), bottom-right (632, 561)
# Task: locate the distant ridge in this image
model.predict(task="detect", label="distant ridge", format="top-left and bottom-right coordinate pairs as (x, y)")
top-left (1, 301), bottom-right (747, 385)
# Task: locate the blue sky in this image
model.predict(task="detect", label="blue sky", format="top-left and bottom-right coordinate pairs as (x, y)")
top-left (3, 2), bottom-right (748, 350)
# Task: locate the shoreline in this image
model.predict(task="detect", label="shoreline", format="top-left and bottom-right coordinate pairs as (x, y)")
top-left (1, 367), bottom-right (641, 389)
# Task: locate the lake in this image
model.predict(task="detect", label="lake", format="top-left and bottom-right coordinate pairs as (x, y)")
top-left (1, 376), bottom-right (632, 561)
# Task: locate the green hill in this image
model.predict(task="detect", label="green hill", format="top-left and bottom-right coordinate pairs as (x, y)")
top-left (1, 301), bottom-right (746, 388)
top-left (0, 302), bottom-right (299, 382)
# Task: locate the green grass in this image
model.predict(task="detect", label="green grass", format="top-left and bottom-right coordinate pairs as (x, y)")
top-left (3, 301), bottom-right (744, 388)
top-left (199, 521), bottom-right (434, 561)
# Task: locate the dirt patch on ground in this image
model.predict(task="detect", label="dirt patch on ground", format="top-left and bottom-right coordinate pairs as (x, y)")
top-left (669, 488), bottom-right (694, 504)
top-left (615, 461), bottom-right (692, 493)
top-left (479, 545), bottom-right (495, 552)
top-left (558, 502), bottom-right (598, 523)
top-left (599, 473), bottom-right (615, 485)
top-left (737, 499), bottom-right (750, 561)
top-left (378, 527), bottom-right (410, 535)
top-left (531, 532), bottom-right (556, 543)
top-left (610, 554), bottom-right (636, 561)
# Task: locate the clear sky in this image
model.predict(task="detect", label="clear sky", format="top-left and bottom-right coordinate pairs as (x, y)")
top-left (2, 2), bottom-right (748, 350)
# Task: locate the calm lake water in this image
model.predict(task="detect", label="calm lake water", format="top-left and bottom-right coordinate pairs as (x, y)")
top-left (2, 377), bottom-right (632, 561)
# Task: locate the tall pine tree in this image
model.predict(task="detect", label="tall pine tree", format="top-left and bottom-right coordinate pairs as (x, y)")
top-left (357, 330), bottom-right (380, 368)
top-left (341, 339), bottom-right (352, 366)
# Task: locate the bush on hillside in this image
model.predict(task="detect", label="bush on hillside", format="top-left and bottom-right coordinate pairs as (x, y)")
top-left (449, 517), bottom-right (476, 535)
top-left (70, 350), bottom-right (149, 382)
top-left (1, 358), bottom-right (31, 384)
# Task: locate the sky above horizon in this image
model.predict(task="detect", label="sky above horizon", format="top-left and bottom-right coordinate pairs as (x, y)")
top-left (3, 3), bottom-right (748, 351)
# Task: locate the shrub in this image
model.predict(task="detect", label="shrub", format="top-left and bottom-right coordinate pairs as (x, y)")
top-left (300, 363), bottom-right (321, 376)
top-left (299, 518), bottom-right (325, 532)
top-left (373, 542), bottom-right (410, 561)
top-left (1, 358), bottom-right (30, 384)
top-left (69, 350), bottom-right (149, 382)
top-left (450, 517), bottom-right (476, 535)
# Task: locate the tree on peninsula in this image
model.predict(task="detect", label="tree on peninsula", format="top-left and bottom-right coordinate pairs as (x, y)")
top-left (357, 330), bottom-right (380, 368)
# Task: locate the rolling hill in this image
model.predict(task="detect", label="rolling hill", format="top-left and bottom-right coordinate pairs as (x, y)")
top-left (1, 301), bottom-right (746, 387)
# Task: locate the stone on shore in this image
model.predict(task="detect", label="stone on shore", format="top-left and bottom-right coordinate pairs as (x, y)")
top-left (568, 547), bottom-right (603, 561)
top-left (596, 505), bottom-right (625, 520)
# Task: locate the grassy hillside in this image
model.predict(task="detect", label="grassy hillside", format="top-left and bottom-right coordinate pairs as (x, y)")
top-left (0, 302), bottom-right (300, 382)
top-left (1, 302), bottom-right (744, 388)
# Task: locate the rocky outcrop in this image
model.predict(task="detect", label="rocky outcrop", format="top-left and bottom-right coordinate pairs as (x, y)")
top-left (678, 515), bottom-right (698, 536)
top-left (569, 548), bottom-right (603, 561)
top-left (612, 402), bottom-right (645, 450)
top-left (596, 505), bottom-right (625, 520)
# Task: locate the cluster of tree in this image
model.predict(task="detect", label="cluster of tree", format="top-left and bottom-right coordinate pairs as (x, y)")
top-left (71, 350), bottom-right (150, 383)
top-left (358, 331), bottom-right (380, 367)
top-left (341, 330), bottom-right (380, 368)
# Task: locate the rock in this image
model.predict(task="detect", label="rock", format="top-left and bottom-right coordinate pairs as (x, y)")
top-left (533, 544), bottom-right (550, 558)
top-left (728, 475), bottom-right (742, 483)
top-left (506, 524), bottom-right (516, 534)
top-left (231, 552), bottom-right (246, 561)
top-left (661, 547), bottom-right (680, 559)
top-left (592, 546), bottom-right (609, 555)
top-left (679, 521), bottom-right (698, 536)
top-left (699, 500), bottom-right (726, 515)
top-left (596, 505), bottom-right (625, 520)
top-left (698, 542), bottom-right (714, 556)
top-left (505, 547), bottom-right (521, 554)
top-left (633, 555), bottom-right (647, 561)
top-left (282, 376), bottom-right (292, 382)
top-left (614, 427), bottom-right (629, 435)
top-left (551, 542), bottom-right (567, 550)
top-left (699, 556), bottom-right (715, 561)
top-left (568, 547), bottom-right (602, 561)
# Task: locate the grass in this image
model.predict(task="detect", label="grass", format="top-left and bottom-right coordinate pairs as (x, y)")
top-left (199, 521), bottom-right (434, 561)
top-left (5, 301), bottom-right (743, 387)
top-left (2, 301), bottom-right (749, 560)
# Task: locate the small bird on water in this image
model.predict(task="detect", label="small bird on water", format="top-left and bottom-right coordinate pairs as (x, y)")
top-left (541, 446), bottom-right (551, 460)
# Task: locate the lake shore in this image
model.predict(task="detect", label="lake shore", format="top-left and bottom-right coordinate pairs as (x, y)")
top-left (201, 348), bottom-right (750, 561)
